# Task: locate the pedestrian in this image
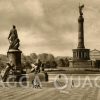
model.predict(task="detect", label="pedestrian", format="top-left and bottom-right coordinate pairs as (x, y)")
top-left (71, 80), bottom-right (74, 88)
top-left (34, 74), bottom-right (42, 88)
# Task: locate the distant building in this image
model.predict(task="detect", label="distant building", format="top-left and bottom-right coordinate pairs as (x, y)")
top-left (90, 49), bottom-right (100, 68)
top-left (90, 49), bottom-right (100, 60)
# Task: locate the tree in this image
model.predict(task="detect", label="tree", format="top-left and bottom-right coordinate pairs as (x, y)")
top-left (45, 61), bottom-right (50, 68)
top-left (59, 59), bottom-right (66, 67)
top-left (30, 53), bottom-right (37, 63)
top-left (50, 61), bottom-right (57, 68)
top-left (38, 53), bottom-right (48, 62)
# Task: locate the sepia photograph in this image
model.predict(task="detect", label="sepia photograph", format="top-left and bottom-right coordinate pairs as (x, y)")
top-left (0, 0), bottom-right (100, 100)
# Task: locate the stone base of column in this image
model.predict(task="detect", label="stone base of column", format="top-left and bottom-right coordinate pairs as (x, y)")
top-left (73, 48), bottom-right (90, 60)
top-left (70, 48), bottom-right (93, 68)
top-left (69, 60), bottom-right (93, 68)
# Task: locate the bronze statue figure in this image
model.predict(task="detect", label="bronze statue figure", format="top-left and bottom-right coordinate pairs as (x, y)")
top-left (8, 25), bottom-right (20, 50)
top-left (79, 4), bottom-right (84, 16)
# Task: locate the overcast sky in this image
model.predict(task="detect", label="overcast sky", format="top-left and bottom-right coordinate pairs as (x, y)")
top-left (0, 0), bottom-right (99, 56)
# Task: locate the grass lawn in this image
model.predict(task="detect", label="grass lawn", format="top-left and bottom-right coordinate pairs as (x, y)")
top-left (46, 68), bottom-right (100, 74)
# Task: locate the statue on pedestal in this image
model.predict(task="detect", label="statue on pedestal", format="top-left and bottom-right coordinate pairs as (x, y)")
top-left (8, 25), bottom-right (20, 50)
top-left (7, 25), bottom-right (22, 82)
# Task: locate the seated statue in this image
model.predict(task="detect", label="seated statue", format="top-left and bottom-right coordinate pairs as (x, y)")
top-left (8, 25), bottom-right (20, 50)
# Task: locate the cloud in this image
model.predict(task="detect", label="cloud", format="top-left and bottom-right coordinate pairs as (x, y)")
top-left (0, 0), bottom-right (99, 56)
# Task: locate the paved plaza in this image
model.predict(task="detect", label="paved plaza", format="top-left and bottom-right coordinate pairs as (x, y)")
top-left (0, 84), bottom-right (99, 100)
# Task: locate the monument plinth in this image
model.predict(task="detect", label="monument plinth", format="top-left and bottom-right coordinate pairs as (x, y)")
top-left (70, 5), bottom-right (92, 68)
top-left (7, 49), bottom-right (22, 74)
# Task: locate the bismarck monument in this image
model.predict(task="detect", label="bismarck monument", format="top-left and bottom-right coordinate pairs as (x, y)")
top-left (7, 25), bottom-right (22, 81)
top-left (2, 25), bottom-right (48, 82)
top-left (70, 5), bottom-right (92, 68)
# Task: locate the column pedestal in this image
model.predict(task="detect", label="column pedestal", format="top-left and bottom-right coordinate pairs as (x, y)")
top-left (73, 48), bottom-right (90, 60)
top-left (69, 49), bottom-right (92, 68)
